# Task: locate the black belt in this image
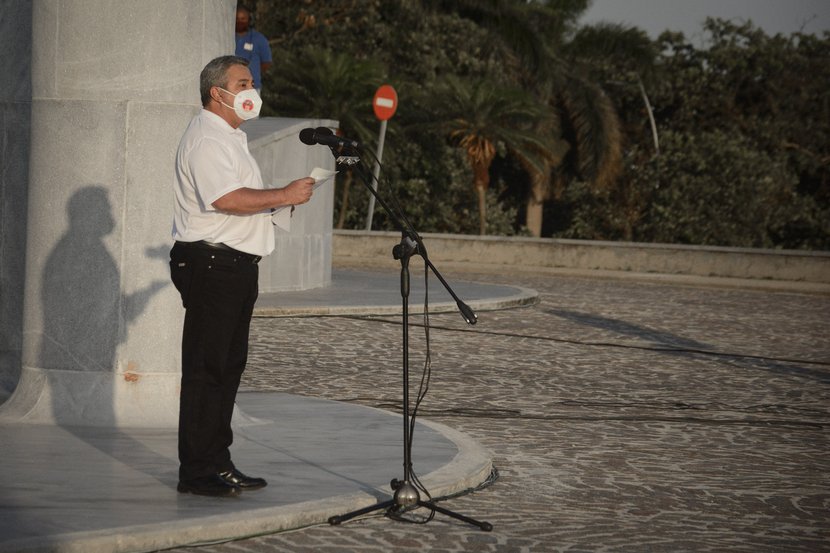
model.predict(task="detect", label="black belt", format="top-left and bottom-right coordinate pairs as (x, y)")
top-left (175, 240), bottom-right (261, 264)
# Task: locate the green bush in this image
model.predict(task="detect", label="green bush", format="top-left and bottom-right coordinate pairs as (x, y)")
top-left (558, 130), bottom-right (826, 248)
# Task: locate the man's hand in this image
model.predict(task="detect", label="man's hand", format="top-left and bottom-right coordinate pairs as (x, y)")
top-left (212, 177), bottom-right (316, 214)
top-left (281, 177), bottom-right (315, 206)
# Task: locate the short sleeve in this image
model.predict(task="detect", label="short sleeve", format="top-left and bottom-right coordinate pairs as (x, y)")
top-left (256, 33), bottom-right (272, 63)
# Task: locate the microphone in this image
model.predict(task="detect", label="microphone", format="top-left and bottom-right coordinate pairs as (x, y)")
top-left (299, 127), bottom-right (360, 150)
top-left (458, 300), bottom-right (478, 325)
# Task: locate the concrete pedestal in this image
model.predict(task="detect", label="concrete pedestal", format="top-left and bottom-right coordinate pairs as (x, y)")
top-left (0, 0), bottom-right (292, 427)
top-left (0, 1), bottom-right (337, 427)
top-left (243, 117), bottom-right (337, 292)
top-left (0, 0), bottom-right (239, 427)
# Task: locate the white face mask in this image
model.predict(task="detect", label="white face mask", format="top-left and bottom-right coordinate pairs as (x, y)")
top-left (218, 87), bottom-right (262, 120)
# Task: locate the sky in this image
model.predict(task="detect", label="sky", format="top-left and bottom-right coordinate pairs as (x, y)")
top-left (579, 0), bottom-right (830, 43)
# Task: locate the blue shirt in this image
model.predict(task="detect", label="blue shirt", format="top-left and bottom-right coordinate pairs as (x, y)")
top-left (235, 29), bottom-right (272, 89)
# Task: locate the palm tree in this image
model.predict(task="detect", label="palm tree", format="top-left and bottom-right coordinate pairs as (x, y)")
top-left (429, 76), bottom-right (556, 235)
top-left (560, 23), bottom-right (660, 238)
top-left (413, 0), bottom-right (628, 237)
top-left (563, 23), bottom-right (659, 155)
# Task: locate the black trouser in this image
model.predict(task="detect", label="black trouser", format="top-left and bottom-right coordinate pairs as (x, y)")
top-left (169, 241), bottom-right (260, 481)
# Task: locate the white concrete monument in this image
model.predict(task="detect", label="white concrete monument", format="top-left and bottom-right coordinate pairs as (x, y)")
top-left (0, 0), bottom-right (335, 427)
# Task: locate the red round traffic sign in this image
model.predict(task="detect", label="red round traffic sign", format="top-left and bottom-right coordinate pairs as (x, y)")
top-left (373, 84), bottom-right (398, 121)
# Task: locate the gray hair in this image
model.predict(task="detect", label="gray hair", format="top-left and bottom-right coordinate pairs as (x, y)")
top-left (200, 55), bottom-right (250, 107)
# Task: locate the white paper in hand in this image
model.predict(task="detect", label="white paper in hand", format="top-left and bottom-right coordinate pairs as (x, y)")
top-left (310, 167), bottom-right (337, 187)
top-left (270, 168), bottom-right (338, 232)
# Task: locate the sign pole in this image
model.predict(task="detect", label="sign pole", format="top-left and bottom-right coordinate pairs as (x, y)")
top-left (365, 119), bottom-right (387, 230)
top-left (365, 84), bottom-right (398, 231)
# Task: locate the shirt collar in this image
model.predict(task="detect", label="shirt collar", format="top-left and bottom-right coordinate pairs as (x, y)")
top-left (201, 108), bottom-right (245, 136)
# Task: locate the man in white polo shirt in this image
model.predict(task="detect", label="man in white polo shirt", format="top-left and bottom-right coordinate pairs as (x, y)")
top-left (170, 55), bottom-right (315, 497)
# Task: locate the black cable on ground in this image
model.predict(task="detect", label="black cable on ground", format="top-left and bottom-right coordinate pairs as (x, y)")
top-left (340, 314), bottom-right (830, 368)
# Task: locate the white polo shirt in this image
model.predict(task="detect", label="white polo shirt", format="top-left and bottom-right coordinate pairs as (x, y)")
top-left (172, 109), bottom-right (274, 257)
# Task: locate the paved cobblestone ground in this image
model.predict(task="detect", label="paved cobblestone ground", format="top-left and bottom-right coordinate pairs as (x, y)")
top-left (170, 271), bottom-right (830, 553)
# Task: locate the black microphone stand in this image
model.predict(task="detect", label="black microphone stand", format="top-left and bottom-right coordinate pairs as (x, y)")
top-left (322, 144), bottom-right (491, 531)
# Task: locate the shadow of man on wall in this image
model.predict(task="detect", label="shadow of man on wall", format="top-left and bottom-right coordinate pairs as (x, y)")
top-left (41, 186), bottom-right (168, 383)
top-left (40, 187), bottom-right (123, 378)
top-left (39, 185), bottom-right (171, 470)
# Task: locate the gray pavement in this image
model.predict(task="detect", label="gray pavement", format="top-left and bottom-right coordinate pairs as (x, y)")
top-left (2, 265), bottom-right (829, 553)
top-left (192, 265), bottom-right (829, 552)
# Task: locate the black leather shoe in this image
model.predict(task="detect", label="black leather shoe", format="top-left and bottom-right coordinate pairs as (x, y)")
top-left (177, 474), bottom-right (241, 497)
top-left (218, 468), bottom-right (267, 490)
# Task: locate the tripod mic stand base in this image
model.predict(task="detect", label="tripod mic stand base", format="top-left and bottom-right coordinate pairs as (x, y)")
top-left (328, 479), bottom-right (493, 531)
top-left (392, 480), bottom-right (420, 507)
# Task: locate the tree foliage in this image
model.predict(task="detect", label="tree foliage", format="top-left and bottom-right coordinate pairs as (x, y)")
top-left (250, 1), bottom-right (829, 249)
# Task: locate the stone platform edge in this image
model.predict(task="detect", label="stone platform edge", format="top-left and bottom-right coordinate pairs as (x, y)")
top-left (333, 230), bottom-right (830, 292)
top-left (2, 416), bottom-right (493, 553)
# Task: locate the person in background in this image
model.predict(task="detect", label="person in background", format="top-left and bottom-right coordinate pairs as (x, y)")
top-left (170, 55), bottom-right (314, 497)
top-left (235, 4), bottom-right (272, 93)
